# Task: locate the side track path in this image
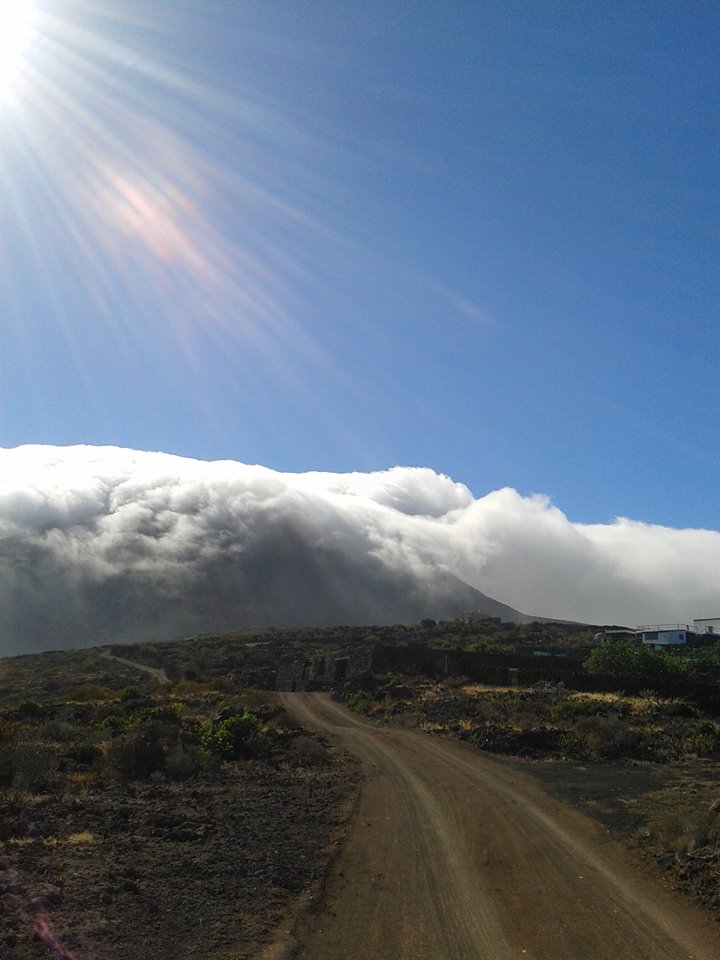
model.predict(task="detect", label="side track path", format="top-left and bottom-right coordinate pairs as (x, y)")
top-left (99, 649), bottom-right (171, 685)
top-left (280, 692), bottom-right (718, 960)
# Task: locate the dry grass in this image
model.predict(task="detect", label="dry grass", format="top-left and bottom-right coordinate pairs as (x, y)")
top-left (5, 831), bottom-right (96, 846)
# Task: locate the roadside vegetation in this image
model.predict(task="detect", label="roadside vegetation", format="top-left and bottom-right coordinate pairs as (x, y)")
top-left (0, 662), bottom-right (357, 960)
top-left (340, 674), bottom-right (717, 762)
top-left (584, 639), bottom-right (695, 680)
top-left (337, 664), bottom-right (720, 919)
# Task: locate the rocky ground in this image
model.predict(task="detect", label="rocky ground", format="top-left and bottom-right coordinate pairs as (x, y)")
top-left (0, 678), bottom-right (359, 960)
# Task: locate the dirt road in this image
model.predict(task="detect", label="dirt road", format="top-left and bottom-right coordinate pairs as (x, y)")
top-left (279, 693), bottom-right (718, 960)
top-left (99, 649), bottom-right (170, 684)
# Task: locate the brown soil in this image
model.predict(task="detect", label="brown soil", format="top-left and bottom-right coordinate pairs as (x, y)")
top-left (0, 710), bottom-right (359, 960)
top-left (281, 693), bottom-right (720, 960)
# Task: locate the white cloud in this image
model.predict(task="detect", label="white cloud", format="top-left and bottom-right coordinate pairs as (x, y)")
top-left (0, 444), bottom-right (717, 654)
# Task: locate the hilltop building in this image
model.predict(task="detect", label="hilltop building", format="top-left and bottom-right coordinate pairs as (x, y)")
top-left (636, 624), bottom-right (691, 649)
top-left (635, 620), bottom-right (719, 650)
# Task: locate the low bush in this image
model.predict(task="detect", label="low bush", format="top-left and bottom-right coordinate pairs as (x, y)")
top-left (41, 720), bottom-right (76, 742)
top-left (68, 684), bottom-right (114, 702)
top-left (584, 641), bottom-right (694, 681)
top-left (547, 697), bottom-right (595, 723)
top-left (683, 719), bottom-right (720, 756)
top-left (170, 679), bottom-right (206, 695)
top-left (646, 805), bottom-right (720, 855)
top-left (346, 691), bottom-right (371, 715)
top-left (99, 714), bottom-right (129, 731)
top-left (9, 740), bottom-right (61, 792)
top-left (107, 719), bottom-right (176, 780)
top-left (286, 735), bottom-right (329, 766)
top-left (559, 716), bottom-right (636, 761)
top-left (199, 711), bottom-right (261, 760)
top-left (379, 675), bottom-right (413, 700)
top-left (140, 702), bottom-right (184, 725)
top-left (0, 720), bottom-right (18, 787)
top-left (17, 699), bottom-right (43, 718)
top-left (62, 740), bottom-right (102, 769)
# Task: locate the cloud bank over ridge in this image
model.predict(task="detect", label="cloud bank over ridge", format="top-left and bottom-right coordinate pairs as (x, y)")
top-left (0, 445), bottom-right (718, 655)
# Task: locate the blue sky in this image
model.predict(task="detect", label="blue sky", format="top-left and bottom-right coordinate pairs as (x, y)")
top-left (1, 0), bottom-right (717, 529)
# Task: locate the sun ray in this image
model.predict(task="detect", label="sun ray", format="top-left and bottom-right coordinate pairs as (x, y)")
top-left (0, 0), bottom-right (36, 103)
top-left (0, 0), bottom-right (357, 417)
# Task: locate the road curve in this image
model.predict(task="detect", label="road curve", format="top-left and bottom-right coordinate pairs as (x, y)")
top-left (99, 649), bottom-right (170, 684)
top-left (279, 692), bottom-right (718, 960)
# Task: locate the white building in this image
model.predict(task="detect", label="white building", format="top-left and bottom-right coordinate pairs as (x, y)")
top-left (636, 624), bottom-right (690, 648)
top-left (693, 618), bottom-right (720, 636)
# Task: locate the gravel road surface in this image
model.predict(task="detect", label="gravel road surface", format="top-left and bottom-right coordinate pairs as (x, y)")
top-left (280, 692), bottom-right (719, 960)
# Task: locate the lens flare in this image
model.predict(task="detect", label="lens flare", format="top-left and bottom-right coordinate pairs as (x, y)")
top-left (0, 0), bottom-right (345, 398)
top-left (0, 0), bottom-right (35, 101)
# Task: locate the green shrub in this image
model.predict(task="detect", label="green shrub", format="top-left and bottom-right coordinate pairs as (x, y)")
top-left (171, 679), bottom-right (207, 695)
top-left (17, 699), bottom-right (42, 718)
top-left (559, 716), bottom-right (634, 761)
top-left (199, 711), bottom-right (261, 760)
top-left (100, 714), bottom-right (129, 731)
top-left (140, 702), bottom-right (184, 724)
top-left (547, 698), bottom-right (593, 723)
top-left (307, 651), bottom-right (324, 680)
top-left (119, 685), bottom-right (142, 702)
top-left (683, 720), bottom-right (720, 755)
top-left (69, 684), bottom-right (114, 702)
top-left (584, 641), bottom-right (693, 680)
top-left (208, 676), bottom-right (238, 693)
top-left (346, 691), bottom-right (371, 715)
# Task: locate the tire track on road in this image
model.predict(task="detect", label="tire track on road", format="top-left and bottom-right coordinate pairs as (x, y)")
top-left (280, 693), bottom-right (719, 960)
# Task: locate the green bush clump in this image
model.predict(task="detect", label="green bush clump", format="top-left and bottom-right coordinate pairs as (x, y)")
top-left (69, 684), bottom-right (114, 702)
top-left (199, 711), bottom-right (261, 760)
top-left (100, 714), bottom-right (129, 731)
top-left (559, 716), bottom-right (635, 761)
top-left (346, 691), bottom-right (371, 715)
top-left (683, 719), bottom-right (720, 755)
top-left (140, 702), bottom-right (184, 724)
top-left (17, 699), bottom-right (43, 717)
top-left (171, 679), bottom-right (206, 695)
top-left (547, 698), bottom-right (593, 723)
top-left (584, 641), bottom-right (693, 680)
top-left (119, 685), bottom-right (142, 702)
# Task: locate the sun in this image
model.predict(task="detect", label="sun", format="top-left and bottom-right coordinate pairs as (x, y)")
top-left (0, 0), bottom-right (36, 102)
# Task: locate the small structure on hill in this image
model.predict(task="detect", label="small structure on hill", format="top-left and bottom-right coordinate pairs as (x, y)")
top-left (277, 644), bottom-right (587, 692)
top-left (636, 624), bottom-right (694, 649)
top-left (462, 612), bottom-right (502, 625)
top-left (593, 628), bottom-right (637, 644)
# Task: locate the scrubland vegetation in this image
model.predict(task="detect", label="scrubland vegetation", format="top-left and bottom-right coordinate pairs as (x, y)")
top-left (0, 651), bottom-right (356, 960)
